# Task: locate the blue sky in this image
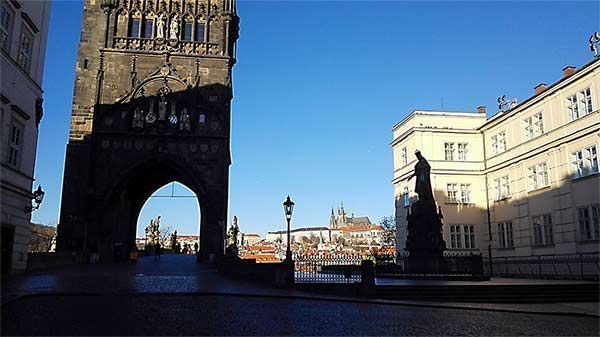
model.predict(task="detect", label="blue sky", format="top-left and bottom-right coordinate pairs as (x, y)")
top-left (32, 1), bottom-right (599, 237)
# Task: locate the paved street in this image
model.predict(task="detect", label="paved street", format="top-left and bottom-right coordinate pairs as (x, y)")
top-left (2, 293), bottom-right (599, 336)
top-left (1, 255), bottom-right (599, 336)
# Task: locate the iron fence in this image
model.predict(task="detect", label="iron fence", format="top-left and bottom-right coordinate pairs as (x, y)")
top-left (371, 252), bottom-right (484, 276)
top-left (484, 253), bottom-right (600, 281)
top-left (294, 253), bottom-right (363, 283)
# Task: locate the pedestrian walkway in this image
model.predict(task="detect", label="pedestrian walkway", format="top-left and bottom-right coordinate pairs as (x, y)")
top-left (2, 254), bottom-right (598, 318)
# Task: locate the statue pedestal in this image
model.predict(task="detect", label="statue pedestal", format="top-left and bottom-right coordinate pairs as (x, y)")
top-left (404, 200), bottom-right (447, 273)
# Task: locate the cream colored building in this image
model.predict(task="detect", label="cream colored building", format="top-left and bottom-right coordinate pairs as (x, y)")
top-left (392, 59), bottom-right (600, 258)
top-left (0, 0), bottom-right (51, 274)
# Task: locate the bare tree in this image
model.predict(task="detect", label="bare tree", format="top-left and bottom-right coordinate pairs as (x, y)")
top-left (158, 225), bottom-right (174, 247)
top-left (29, 222), bottom-right (57, 252)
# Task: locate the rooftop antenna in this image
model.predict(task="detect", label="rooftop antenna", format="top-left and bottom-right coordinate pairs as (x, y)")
top-left (589, 32), bottom-right (600, 58)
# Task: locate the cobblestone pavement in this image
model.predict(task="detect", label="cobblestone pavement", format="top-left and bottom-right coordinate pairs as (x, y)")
top-left (2, 294), bottom-right (599, 336)
top-left (2, 255), bottom-right (599, 336)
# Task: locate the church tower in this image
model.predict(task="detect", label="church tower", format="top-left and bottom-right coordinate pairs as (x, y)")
top-left (329, 207), bottom-right (336, 229)
top-left (57, 0), bottom-right (239, 262)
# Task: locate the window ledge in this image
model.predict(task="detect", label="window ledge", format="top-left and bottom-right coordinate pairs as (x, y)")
top-left (532, 243), bottom-right (555, 248)
top-left (577, 239), bottom-right (600, 244)
top-left (494, 196), bottom-right (511, 203)
top-left (527, 185), bottom-right (551, 195)
top-left (572, 171), bottom-right (599, 182)
top-left (496, 247), bottom-right (515, 250)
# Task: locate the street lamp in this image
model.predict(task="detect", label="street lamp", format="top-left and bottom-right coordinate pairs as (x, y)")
top-left (25, 185), bottom-right (45, 213)
top-left (283, 195), bottom-right (295, 262)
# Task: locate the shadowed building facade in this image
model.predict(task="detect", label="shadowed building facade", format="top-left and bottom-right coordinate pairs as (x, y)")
top-left (392, 59), bottom-right (600, 258)
top-left (56, 0), bottom-right (239, 262)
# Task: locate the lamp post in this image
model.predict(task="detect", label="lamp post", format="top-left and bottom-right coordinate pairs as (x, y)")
top-left (283, 195), bottom-right (295, 262)
top-left (25, 185), bottom-right (45, 213)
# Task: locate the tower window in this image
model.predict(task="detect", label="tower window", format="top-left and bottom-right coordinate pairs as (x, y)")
top-left (129, 18), bottom-right (141, 38)
top-left (183, 22), bottom-right (193, 41)
top-left (195, 23), bottom-right (205, 42)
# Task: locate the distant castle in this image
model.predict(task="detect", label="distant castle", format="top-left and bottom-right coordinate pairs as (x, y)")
top-left (329, 202), bottom-right (372, 229)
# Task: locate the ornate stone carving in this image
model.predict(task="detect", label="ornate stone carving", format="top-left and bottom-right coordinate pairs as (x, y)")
top-left (169, 15), bottom-right (180, 40)
top-left (156, 13), bottom-right (166, 38)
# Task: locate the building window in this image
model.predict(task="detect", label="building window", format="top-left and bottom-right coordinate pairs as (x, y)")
top-left (444, 142), bottom-right (455, 160)
top-left (494, 176), bottom-right (510, 201)
top-left (17, 26), bottom-right (33, 72)
top-left (450, 225), bottom-right (462, 249)
top-left (457, 143), bottom-right (468, 161)
top-left (532, 214), bottom-right (553, 246)
top-left (460, 184), bottom-right (471, 204)
top-left (195, 23), bottom-right (205, 42)
top-left (497, 221), bottom-right (514, 248)
top-left (142, 19), bottom-right (153, 38)
top-left (6, 120), bottom-right (23, 168)
top-left (578, 205), bottom-right (600, 241)
top-left (573, 145), bottom-right (598, 178)
top-left (401, 146), bottom-right (407, 166)
top-left (402, 187), bottom-right (409, 207)
top-left (491, 132), bottom-right (506, 155)
top-left (527, 162), bottom-right (549, 191)
top-left (463, 225), bottom-right (475, 249)
top-left (183, 21), bottom-right (193, 41)
top-left (128, 18), bottom-right (141, 37)
top-left (446, 183), bottom-right (458, 202)
top-left (0, 2), bottom-right (13, 52)
top-left (524, 112), bottom-right (544, 140)
top-left (567, 88), bottom-right (593, 121)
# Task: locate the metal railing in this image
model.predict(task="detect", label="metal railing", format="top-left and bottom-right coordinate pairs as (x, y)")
top-left (294, 253), bottom-right (363, 283)
top-left (484, 253), bottom-right (600, 280)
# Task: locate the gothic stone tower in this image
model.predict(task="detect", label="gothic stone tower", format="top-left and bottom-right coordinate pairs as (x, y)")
top-left (56, 0), bottom-right (239, 262)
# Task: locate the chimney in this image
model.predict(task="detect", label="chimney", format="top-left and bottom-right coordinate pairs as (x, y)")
top-left (534, 83), bottom-right (547, 95)
top-left (477, 106), bottom-right (486, 114)
top-left (562, 66), bottom-right (576, 78)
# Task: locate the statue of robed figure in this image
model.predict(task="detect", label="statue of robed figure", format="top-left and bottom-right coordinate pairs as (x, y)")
top-left (407, 150), bottom-right (434, 201)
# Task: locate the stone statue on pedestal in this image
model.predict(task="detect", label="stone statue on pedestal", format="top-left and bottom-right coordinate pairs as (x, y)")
top-left (225, 216), bottom-right (239, 257)
top-left (405, 150), bottom-right (447, 273)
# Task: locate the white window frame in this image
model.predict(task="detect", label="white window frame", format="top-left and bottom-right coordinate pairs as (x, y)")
top-left (446, 183), bottom-right (458, 202)
top-left (497, 221), bottom-right (514, 248)
top-left (572, 145), bottom-right (598, 178)
top-left (17, 25), bottom-right (34, 73)
top-left (460, 184), bottom-right (471, 204)
top-left (493, 176), bottom-right (510, 201)
top-left (450, 225), bottom-right (462, 249)
top-left (6, 119), bottom-right (23, 168)
top-left (524, 112), bottom-right (544, 140)
top-left (402, 186), bottom-right (409, 207)
top-left (457, 143), bottom-right (468, 161)
top-left (444, 142), bottom-right (455, 161)
top-left (491, 131), bottom-right (506, 155)
top-left (463, 225), bottom-right (475, 249)
top-left (527, 162), bottom-right (549, 191)
top-left (567, 88), bottom-right (593, 121)
top-left (532, 214), bottom-right (553, 246)
top-left (0, 2), bottom-right (14, 52)
top-left (578, 204), bottom-right (600, 241)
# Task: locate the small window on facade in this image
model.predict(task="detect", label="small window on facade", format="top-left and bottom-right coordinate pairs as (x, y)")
top-left (524, 112), bottom-right (544, 140)
top-left (444, 142), bottom-right (455, 161)
top-left (401, 146), bottom-right (407, 166)
top-left (527, 162), bottom-right (549, 191)
top-left (402, 187), bottom-right (409, 207)
top-left (183, 21), bottom-right (193, 41)
top-left (497, 221), bottom-right (513, 248)
top-left (6, 120), bottom-right (23, 168)
top-left (460, 184), bottom-right (471, 203)
top-left (446, 183), bottom-right (457, 202)
top-left (494, 177), bottom-right (510, 201)
top-left (491, 131), bottom-right (507, 155)
top-left (0, 3), bottom-right (14, 52)
top-left (463, 225), bottom-right (475, 249)
top-left (532, 214), bottom-right (553, 246)
top-left (567, 88), bottom-right (593, 121)
top-left (142, 19), bottom-right (153, 38)
top-left (573, 145), bottom-right (600, 178)
top-left (578, 205), bottom-right (600, 241)
top-left (458, 143), bottom-right (468, 161)
top-left (195, 23), bottom-right (205, 42)
top-left (17, 26), bottom-right (34, 72)
top-left (450, 225), bottom-right (462, 249)
top-left (129, 18), bottom-right (141, 37)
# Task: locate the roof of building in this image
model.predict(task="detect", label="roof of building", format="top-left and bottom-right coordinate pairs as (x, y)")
top-left (337, 225), bottom-right (383, 232)
top-left (267, 227), bottom-right (330, 234)
top-left (243, 233), bottom-right (260, 237)
top-left (348, 216), bottom-right (371, 225)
